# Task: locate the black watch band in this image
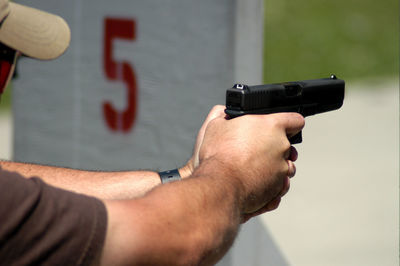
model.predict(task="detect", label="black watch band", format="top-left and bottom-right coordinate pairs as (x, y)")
top-left (158, 169), bottom-right (181, 184)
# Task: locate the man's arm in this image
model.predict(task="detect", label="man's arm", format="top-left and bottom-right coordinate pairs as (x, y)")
top-left (0, 104), bottom-right (221, 200)
top-left (0, 161), bottom-right (163, 199)
top-left (102, 160), bottom-right (242, 266)
top-left (100, 110), bottom-right (305, 266)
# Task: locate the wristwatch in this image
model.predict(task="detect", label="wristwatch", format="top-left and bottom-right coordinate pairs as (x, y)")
top-left (158, 169), bottom-right (181, 184)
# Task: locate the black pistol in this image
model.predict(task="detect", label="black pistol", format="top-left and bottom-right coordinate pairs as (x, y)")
top-left (225, 75), bottom-right (345, 144)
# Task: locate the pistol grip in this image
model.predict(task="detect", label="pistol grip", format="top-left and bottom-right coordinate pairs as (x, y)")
top-left (289, 131), bottom-right (302, 144)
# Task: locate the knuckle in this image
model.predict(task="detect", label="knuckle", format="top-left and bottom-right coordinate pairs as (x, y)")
top-left (297, 114), bottom-right (306, 128)
top-left (282, 138), bottom-right (291, 152)
top-left (212, 105), bottom-right (225, 112)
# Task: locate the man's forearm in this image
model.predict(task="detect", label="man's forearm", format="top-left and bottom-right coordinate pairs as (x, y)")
top-left (102, 158), bottom-right (243, 266)
top-left (0, 161), bottom-right (162, 200)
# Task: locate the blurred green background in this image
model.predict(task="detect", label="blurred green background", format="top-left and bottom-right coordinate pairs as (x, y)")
top-left (263, 0), bottom-right (398, 83)
top-left (0, 0), bottom-right (398, 111)
top-left (0, 84), bottom-right (11, 111)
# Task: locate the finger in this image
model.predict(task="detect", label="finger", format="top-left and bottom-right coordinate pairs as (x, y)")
top-left (241, 177), bottom-right (290, 223)
top-left (287, 160), bottom-right (296, 178)
top-left (193, 105), bottom-right (226, 167)
top-left (198, 105), bottom-right (226, 135)
top-left (197, 105), bottom-right (226, 144)
top-left (265, 197), bottom-right (282, 211)
top-left (289, 146), bottom-right (298, 161)
top-left (255, 197), bottom-right (282, 215)
top-left (283, 113), bottom-right (305, 137)
top-left (240, 197), bottom-right (282, 224)
top-left (284, 145), bottom-right (298, 161)
top-left (280, 176), bottom-right (290, 196)
top-left (268, 112), bottom-right (305, 138)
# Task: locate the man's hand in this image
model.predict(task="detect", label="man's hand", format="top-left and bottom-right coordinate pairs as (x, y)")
top-left (181, 105), bottom-right (304, 219)
top-left (198, 109), bottom-right (305, 220)
top-left (179, 105), bottom-right (227, 178)
top-left (241, 145), bottom-right (299, 222)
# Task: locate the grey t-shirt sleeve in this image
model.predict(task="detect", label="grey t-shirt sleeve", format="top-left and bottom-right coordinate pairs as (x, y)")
top-left (0, 167), bottom-right (107, 266)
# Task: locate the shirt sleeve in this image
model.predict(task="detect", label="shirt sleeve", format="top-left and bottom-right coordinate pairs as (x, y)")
top-left (0, 168), bottom-right (108, 266)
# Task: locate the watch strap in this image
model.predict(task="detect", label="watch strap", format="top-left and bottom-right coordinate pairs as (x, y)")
top-left (158, 169), bottom-right (181, 184)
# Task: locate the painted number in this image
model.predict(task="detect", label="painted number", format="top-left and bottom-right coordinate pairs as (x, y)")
top-left (103, 17), bottom-right (137, 132)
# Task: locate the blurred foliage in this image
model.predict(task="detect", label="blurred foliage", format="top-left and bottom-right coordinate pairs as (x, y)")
top-left (0, 83), bottom-right (12, 111)
top-left (263, 0), bottom-right (399, 84)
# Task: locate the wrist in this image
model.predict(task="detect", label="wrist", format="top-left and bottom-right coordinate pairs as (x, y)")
top-left (178, 162), bottom-right (194, 179)
top-left (194, 158), bottom-right (244, 202)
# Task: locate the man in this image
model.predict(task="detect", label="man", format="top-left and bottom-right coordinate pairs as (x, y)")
top-left (0, 0), bottom-right (305, 265)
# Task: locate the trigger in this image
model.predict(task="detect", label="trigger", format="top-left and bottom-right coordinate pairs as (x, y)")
top-left (289, 132), bottom-right (302, 144)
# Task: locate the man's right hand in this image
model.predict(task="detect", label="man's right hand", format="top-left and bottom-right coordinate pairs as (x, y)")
top-left (198, 106), bottom-right (305, 219)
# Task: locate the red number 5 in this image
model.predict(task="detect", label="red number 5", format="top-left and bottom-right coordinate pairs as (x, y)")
top-left (103, 17), bottom-right (137, 132)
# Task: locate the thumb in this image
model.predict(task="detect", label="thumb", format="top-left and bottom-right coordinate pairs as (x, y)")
top-left (193, 105), bottom-right (226, 167)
